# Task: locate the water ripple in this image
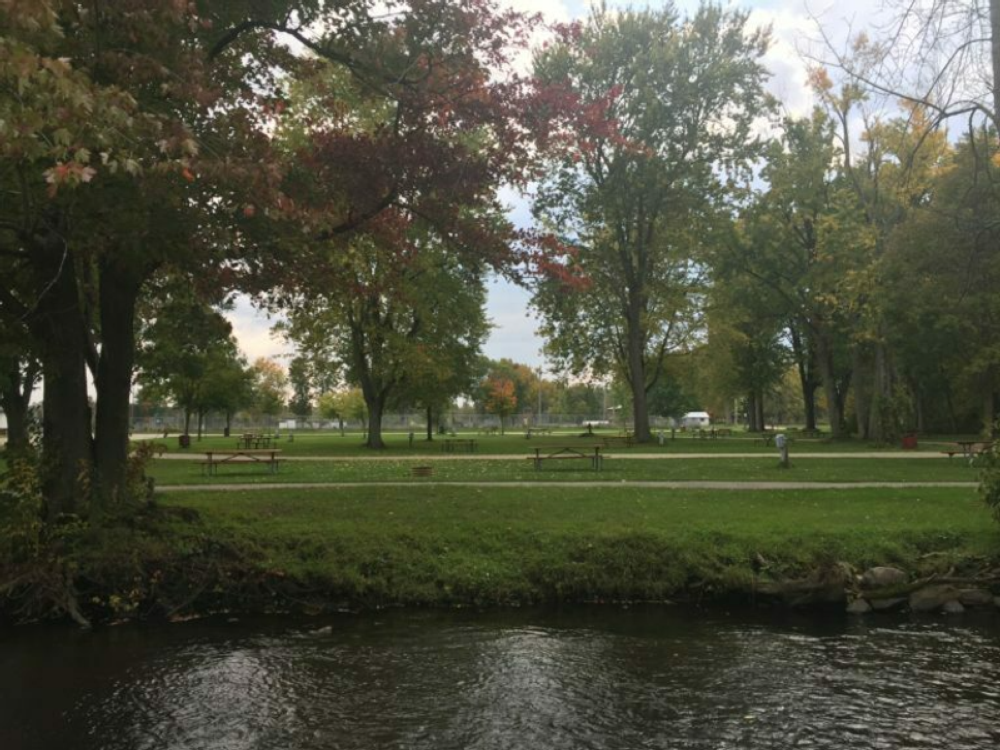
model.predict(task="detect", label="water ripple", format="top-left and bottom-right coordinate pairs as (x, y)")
top-left (2, 611), bottom-right (998, 750)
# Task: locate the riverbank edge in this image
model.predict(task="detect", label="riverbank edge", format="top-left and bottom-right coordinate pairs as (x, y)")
top-left (3, 500), bottom-right (998, 628)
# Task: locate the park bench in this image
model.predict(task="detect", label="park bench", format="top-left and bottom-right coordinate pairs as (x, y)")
top-left (200, 449), bottom-right (284, 475)
top-left (528, 445), bottom-right (603, 471)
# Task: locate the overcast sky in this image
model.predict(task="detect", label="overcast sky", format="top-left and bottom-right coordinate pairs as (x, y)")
top-left (228, 0), bottom-right (878, 371)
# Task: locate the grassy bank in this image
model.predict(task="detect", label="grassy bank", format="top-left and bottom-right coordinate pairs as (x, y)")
top-left (141, 484), bottom-right (998, 612)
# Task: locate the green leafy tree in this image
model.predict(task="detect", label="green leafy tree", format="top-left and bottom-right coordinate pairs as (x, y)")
top-left (725, 110), bottom-right (859, 437)
top-left (531, 3), bottom-right (773, 442)
top-left (250, 358), bottom-right (288, 428)
top-left (136, 292), bottom-right (238, 439)
top-left (200, 353), bottom-right (255, 436)
top-left (287, 356), bottom-right (313, 420)
top-left (317, 388), bottom-right (366, 434)
top-left (281, 230), bottom-right (489, 449)
top-left (484, 378), bottom-right (517, 435)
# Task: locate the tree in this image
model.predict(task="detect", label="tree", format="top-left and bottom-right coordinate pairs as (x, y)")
top-left (816, 0), bottom-right (1000, 138)
top-left (317, 388), bottom-right (367, 434)
top-left (725, 110), bottom-right (859, 437)
top-left (530, 3), bottom-right (773, 442)
top-left (199, 353), bottom-right (255, 437)
top-left (887, 134), bottom-right (1000, 434)
top-left (281, 234), bottom-right (489, 449)
top-left (484, 378), bottom-right (517, 435)
top-left (1, 0), bottom-right (541, 516)
top-left (287, 356), bottom-right (313, 420)
top-left (137, 291), bottom-right (239, 439)
top-left (250, 358), bottom-right (288, 428)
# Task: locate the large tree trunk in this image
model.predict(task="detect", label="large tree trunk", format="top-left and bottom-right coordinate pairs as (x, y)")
top-left (28, 234), bottom-right (93, 517)
top-left (624, 306), bottom-right (652, 442)
top-left (426, 405), bottom-right (433, 441)
top-left (93, 259), bottom-right (146, 509)
top-left (365, 393), bottom-right (387, 449)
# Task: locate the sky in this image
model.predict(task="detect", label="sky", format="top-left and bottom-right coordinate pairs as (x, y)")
top-left (227, 0), bottom-right (878, 372)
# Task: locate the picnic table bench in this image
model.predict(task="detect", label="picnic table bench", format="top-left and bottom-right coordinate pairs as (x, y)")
top-left (441, 438), bottom-right (478, 453)
top-left (200, 449), bottom-right (284, 475)
top-left (941, 441), bottom-right (994, 460)
top-left (529, 445), bottom-right (603, 471)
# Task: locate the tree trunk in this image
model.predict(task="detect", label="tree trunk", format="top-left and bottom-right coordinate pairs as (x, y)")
top-left (790, 326), bottom-right (819, 431)
top-left (815, 332), bottom-right (847, 438)
top-left (27, 234), bottom-right (92, 517)
top-left (852, 345), bottom-right (873, 440)
top-left (624, 312), bottom-right (652, 442)
top-left (983, 387), bottom-right (996, 438)
top-left (746, 392), bottom-right (757, 431)
top-left (426, 405), bottom-right (433, 441)
top-left (991, 0), bottom-right (1000, 131)
top-left (0, 356), bottom-right (39, 458)
top-left (365, 393), bottom-right (387, 448)
top-left (93, 259), bottom-right (146, 509)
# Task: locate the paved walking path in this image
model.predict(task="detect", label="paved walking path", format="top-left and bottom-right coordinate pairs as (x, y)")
top-left (155, 451), bottom-right (955, 461)
top-left (156, 479), bottom-right (977, 493)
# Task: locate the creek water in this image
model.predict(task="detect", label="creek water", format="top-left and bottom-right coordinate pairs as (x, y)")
top-left (1, 607), bottom-right (998, 750)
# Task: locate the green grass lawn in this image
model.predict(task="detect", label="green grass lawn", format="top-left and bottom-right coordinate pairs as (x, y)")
top-left (158, 485), bottom-right (998, 606)
top-left (147, 454), bottom-right (981, 486)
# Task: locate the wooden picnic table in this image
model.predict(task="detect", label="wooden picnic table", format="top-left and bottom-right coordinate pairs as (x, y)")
top-left (945, 441), bottom-right (994, 459)
top-left (201, 449), bottom-right (284, 475)
top-left (238, 433), bottom-right (275, 449)
top-left (530, 444), bottom-right (603, 471)
top-left (441, 438), bottom-right (478, 453)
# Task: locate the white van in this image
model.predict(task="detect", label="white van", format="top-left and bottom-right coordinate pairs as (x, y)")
top-left (680, 411), bottom-right (711, 429)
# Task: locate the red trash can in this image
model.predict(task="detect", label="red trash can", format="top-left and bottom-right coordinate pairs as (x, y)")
top-left (901, 433), bottom-right (918, 450)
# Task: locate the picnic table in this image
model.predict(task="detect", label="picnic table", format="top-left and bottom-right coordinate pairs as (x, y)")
top-left (200, 449), bottom-right (284, 475)
top-left (529, 445), bottom-right (603, 471)
top-left (441, 438), bottom-right (478, 453)
top-left (237, 433), bottom-right (275, 449)
top-left (943, 441), bottom-right (994, 459)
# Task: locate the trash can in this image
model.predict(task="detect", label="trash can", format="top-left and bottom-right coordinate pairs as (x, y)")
top-left (901, 433), bottom-right (918, 450)
top-left (178, 433), bottom-right (191, 449)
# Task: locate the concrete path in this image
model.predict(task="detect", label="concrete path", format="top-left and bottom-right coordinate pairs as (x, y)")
top-left (156, 480), bottom-right (977, 493)
top-left (154, 451), bottom-right (957, 462)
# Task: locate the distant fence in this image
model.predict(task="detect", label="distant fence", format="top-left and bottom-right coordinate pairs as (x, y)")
top-left (130, 409), bottom-right (683, 434)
